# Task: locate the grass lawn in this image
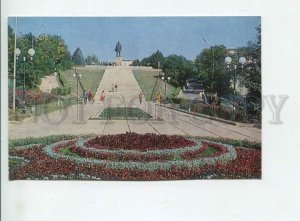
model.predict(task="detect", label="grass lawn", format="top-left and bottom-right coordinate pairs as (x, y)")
top-left (34, 98), bottom-right (77, 116)
top-left (97, 107), bottom-right (153, 120)
top-left (132, 70), bottom-right (177, 101)
top-left (61, 67), bottom-right (105, 96)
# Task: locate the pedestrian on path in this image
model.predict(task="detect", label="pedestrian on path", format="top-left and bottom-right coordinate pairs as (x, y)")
top-left (138, 91), bottom-right (143, 104)
top-left (156, 92), bottom-right (162, 106)
top-left (115, 83), bottom-right (118, 92)
top-left (88, 90), bottom-right (93, 103)
top-left (83, 91), bottom-right (88, 104)
top-left (100, 90), bottom-right (106, 103)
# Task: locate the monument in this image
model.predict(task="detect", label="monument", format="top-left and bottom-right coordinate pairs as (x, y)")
top-left (115, 41), bottom-right (122, 66)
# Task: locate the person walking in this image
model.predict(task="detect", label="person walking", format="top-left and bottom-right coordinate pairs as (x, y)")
top-left (156, 92), bottom-right (162, 106)
top-left (99, 90), bottom-right (106, 103)
top-left (88, 90), bottom-right (93, 103)
top-left (83, 91), bottom-right (88, 104)
top-left (138, 91), bottom-right (143, 104)
top-left (115, 83), bottom-right (118, 92)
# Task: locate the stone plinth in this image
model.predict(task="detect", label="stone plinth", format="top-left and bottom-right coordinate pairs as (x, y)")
top-left (115, 57), bottom-right (122, 66)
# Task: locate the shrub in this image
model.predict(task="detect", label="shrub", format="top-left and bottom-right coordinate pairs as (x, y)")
top-left (179, 100), bottom-right (246, 122)
top-left (51, 86), bottom-right (71, 96)
top-left (10, 89), bottom-right (57, 107)
top-left (170, 97), bottom-right (181, 104)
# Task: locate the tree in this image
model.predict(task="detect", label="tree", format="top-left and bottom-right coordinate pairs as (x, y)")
top-left (85, 55), bottom-right (100, 65)
top-left (34, 34), bottom-right (73, 74)
top-left (72, 47), bottom-right (85, 66)
top-left (8, 25), bottom-right (15, 79)
top-left (132, 59), bottom-right (140, 66)
top-left (162, 54), bottom-right (196, 86)
top-left (237, 25), bottom-right (261, 99)
top-left (194, 45), bottom-right (230, 96)
top-left (140, 50), bottom-right (164, 68)
top-left (8, 28), bottom-right (74, 89)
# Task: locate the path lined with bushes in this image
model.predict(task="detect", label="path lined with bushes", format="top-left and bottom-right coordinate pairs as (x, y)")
top-left (9, 67), bottom-right (261, 142)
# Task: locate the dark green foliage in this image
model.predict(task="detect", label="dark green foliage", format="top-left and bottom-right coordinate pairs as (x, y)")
top-left (162, 54), bottom-right (196, 87)
top-left (98, 108), bottom-right (153, 120)
top-left (7, 26), bottom-right (74, 90)
top-left (8, 25), bottom-right (15, 80)
top-left (236, 25), bottom-right (261, 98)
top-left (59, 146), bottom-right (79, 157)
top-left (85, 55), bottom-right (100, 65)
top-left (140, 50), bottom-right (164, 69)
top-left (139, 51), bottom-right (196, 87)
top-left (51, 86), bottom-right (71, 96)
top-left (170, 97), bottom-right (181, 104)
top-left (72, 47), bottom-right (85, 66)
top-left (131, 59), bottom-right (140, 66)
top-left (194, 45), bottom-right (231, 96)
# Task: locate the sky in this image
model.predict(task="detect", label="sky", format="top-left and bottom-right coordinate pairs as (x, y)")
top-left (8, 17), bottom-right (260, 61)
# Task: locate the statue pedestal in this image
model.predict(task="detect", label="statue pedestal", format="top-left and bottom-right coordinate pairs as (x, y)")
top-left (115, 57), bottom-right (122, 66)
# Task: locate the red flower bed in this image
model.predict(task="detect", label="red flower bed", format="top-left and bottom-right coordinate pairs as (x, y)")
top-left (9, 145), bottom-right (261, 180)
top-left (85, 132), bottom-right (196, 151)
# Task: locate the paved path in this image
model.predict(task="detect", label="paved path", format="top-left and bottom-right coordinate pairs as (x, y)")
top-left (9, 67), bottom-right (261, 142)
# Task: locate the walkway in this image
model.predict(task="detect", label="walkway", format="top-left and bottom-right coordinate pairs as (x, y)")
top-left (9, 67), bottom-right (261, 142)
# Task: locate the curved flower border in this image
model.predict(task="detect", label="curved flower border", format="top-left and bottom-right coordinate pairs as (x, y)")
top-left (42, 138), bottom-right (237, 171)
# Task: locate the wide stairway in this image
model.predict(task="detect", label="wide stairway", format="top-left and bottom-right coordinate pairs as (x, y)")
top-left (94, 67), bottom-right (144, 108)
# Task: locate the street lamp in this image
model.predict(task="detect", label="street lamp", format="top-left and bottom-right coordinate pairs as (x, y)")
top-left (73, 68), bottom-right (82, 121)
top-left (161, 75), bottom-right (171, 105)
top-left (225, 52), bottom-right (246, 121)
top-left (15, 47), bottom-right (35, 114)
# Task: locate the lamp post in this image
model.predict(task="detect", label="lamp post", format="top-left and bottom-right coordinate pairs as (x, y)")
top-left (73, 68), bottom-right (82, 121)
top-left (225, 52), bottom-right (246, 121)
top-left (15, 47), bottom-right (35, 114)
top-left (161, 75), bottom-right (171, 105)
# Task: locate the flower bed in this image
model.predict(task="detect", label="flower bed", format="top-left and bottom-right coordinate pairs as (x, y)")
top-left (52, 140), bottom-right (228, 162)
top-left (9, 133), bottom-right (261, 180)
top-left (85, 132), bottom-right (196, 151)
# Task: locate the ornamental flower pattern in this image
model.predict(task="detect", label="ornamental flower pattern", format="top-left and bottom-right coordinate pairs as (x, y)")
top-left (9, 133), bottom-right (261, 180)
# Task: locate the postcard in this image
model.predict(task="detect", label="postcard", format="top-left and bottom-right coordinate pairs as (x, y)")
top-left (7, 16), bottom-right (261, 181)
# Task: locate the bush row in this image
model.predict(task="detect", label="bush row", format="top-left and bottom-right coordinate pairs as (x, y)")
top-left (10, 89), bottom-right (57, 107)
top-left (170, 98), bottom-right (246, 122)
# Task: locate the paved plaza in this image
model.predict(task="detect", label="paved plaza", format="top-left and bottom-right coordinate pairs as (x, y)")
top-left (9, 67), bottom-right (261, 142)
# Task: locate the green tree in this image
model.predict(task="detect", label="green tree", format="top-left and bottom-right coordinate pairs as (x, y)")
top-left (140, 50), bottom-right (164, 68)
top-left (8, 25), bottom-right (15, 79)
top-left (132, 59), bottom-right (140, 66)
top-left (162, 54), bottom-right (196, 86)
top-left (237, 25), bottom-right (261, 98)
top-left (195, 45), bottom-right (230, 96)
top-left (8, 28), bottom-right (74, 89)
top-left (72, 47), bottom-right (85, 66)
top-left (85, 54), bottom-right (100, 65)
top-left (34, 34), bottom-right (73, 74)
